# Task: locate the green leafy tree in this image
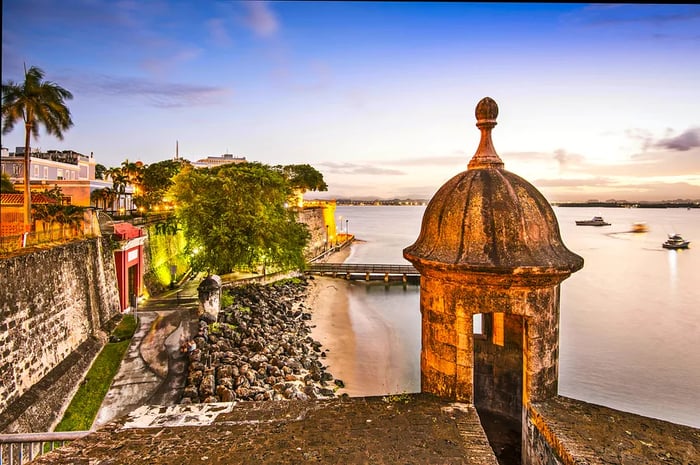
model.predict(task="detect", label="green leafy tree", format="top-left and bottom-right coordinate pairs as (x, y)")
top-left (171, 162), bottom-right (310, 274)
top-left (273, 164), bottom-right (328, 193)
top-left (139, 158), bottom-right (188, 209)
top-left (42, 184), bottom-right (65, 203)
top-left (1, 172), bottom-right (16, 193)
top-left (1, 65), bottom-right (74, 230)
top-left (273, 164), bottom-right (328, 207)
top-left (94, 163), bottom-right (107, 180)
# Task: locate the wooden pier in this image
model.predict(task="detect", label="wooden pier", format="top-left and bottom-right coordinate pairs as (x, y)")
top-left (306, 263), bottom-right (419, 282)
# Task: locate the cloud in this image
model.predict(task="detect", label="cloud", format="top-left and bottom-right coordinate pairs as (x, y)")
top-left (573, 4), bottom-right (700, 27)
top-left (318, 162), bottom-right (406, 176)
top-left (541, 179), bottom-right (700, 202)
top-left (553, 149), bottom-right (586, 171)
top-left (393, 154), bottom-right (466, 167)
top-left (207, 18), bottom-right (234, 47)
top-left (533, 177), bottom-right (616, 188)
top-left (69, 74), bottom-right (230, 108)
top-left (653, 127), bottom-right (700, 152)
top-left (141, 47), bottom-right (203, 75)
top-left (241, 2), bottom-right (278, 38)
top-left (625, 128), bottom-right (654, 152)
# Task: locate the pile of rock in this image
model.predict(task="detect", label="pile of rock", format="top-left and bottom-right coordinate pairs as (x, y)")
top-left (182, 277), bottom-right (343, 403)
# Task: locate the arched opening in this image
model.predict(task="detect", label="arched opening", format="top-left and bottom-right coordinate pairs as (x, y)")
top-left (473, 312), bottom-right (524, 465)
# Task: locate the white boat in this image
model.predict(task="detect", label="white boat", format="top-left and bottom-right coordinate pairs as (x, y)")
top-left (575, 216), bottom-right (610, 226)
top-left (662, 234), bottom-right (690, 250)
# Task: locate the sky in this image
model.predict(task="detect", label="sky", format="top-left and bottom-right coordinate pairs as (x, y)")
top-left (2, 1), bottom-right (699, 202)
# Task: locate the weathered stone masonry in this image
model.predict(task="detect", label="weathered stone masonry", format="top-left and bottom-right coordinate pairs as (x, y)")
top-left (0, 238), bottom-right (121, 428)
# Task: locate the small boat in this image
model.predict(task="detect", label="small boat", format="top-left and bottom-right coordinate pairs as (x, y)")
top-left (662, 234), bottom-right (690, 250)
top-left (575, 216), bottom-right (611, 226)
top-left (631, 222), bottom-right (648, 233)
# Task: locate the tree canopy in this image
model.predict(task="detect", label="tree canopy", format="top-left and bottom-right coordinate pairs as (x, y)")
top-left (273, 164), bottom-right (328, 193)
top-left (94, 163), bottom-right (107, 180)
top-left (138, 158), bottom-right (189, 209)
top-left (171, 162), bottom-right (310, 275)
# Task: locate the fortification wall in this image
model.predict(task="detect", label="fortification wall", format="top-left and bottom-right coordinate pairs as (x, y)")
top-left (525, 396), bottom-right (700, 464)
top-left (297, 206), bottom-right (327, 259)
top-left (142, 223), bottom-right (189, 296)
top-left (0, 238), bottom-right (121, 423)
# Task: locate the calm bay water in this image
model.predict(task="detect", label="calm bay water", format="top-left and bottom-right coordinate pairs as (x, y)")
top-left (335, 205), bottom-right (700, 428)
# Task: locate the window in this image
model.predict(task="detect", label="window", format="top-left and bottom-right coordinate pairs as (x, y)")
top-left (13, 164), bottom-right (21, 176)
top-left (473, 314), bottom-right (483, 335)
top-left (43, 167), bottom-right (48, 178)
top-left (492, 313), bottom-right (505, 347)
top-left (57, 169), bottom-right (64, 180)
top-left (34, 165), bottom-right (39, 177)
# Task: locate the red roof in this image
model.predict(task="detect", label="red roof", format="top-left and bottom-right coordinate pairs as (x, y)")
top-left (0, 193), bottom-right (59, 205)
top-left (112, 222), bottom-right (143, 240)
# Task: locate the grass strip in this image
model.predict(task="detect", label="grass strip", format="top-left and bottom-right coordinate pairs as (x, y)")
top-left (54, 315), bottom-right (137, 432)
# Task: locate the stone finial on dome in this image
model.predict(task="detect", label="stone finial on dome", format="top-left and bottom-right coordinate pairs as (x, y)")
top-left (468, 97), bottom-right (504, 170)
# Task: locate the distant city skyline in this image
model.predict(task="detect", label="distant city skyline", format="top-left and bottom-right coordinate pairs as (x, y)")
top-left (2, 2), bottom-right (699, 202)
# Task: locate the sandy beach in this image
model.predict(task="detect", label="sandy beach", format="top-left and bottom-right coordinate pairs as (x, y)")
top-left (306, 246), bottom-right (414, 397)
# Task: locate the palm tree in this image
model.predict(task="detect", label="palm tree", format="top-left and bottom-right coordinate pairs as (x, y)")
top-left (93, 186), bottom-right (117, 211)
top-left (90, 188), bottom-right (103, 209)
top-left (58, 205), bottom-right (84, 238)
top-left (1, 65), bottom-right (74, 231)
top-left (102, 187), bottom-right (117, 211)
top-left (105, 167), bottom-right (128, 213)
top-left (121, 159), bottom-right (144, 210)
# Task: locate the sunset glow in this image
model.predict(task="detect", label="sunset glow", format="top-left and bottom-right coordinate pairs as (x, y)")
top-left (2, 2), bottom-right (699, 201)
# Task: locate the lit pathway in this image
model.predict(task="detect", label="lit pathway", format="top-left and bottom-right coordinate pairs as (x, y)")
top-left (93, 275), bottom-right (201, 428)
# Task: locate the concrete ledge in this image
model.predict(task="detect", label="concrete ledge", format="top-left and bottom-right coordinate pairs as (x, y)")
top-left (527, 396), bottom-right (700, 465)
top-left (32, 394), bottom-right (499, 464)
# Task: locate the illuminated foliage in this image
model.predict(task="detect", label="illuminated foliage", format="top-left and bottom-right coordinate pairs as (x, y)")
top-left (171, 162), bottom-right (310, 274)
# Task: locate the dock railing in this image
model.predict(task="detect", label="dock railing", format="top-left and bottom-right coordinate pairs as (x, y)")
top-left (0, 431), bottom-right (90, 465)
top-left (306, 262), bottom-right (419, 282)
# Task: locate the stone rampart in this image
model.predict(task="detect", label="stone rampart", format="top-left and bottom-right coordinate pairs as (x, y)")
top-left (0, 238), bottom-right (121, 424)
top-left (297, 206), bottom-right (326, 259)
top-left (526, 395), bottom-right (700, 464)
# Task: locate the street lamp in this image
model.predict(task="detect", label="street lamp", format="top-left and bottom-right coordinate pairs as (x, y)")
top-left (346, 219), bottom-right (349, 240)
top-left (325, 224), bottom-right (329, 252)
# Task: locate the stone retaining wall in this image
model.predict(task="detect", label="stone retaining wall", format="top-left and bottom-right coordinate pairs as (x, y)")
top-left (0, 238), bottom-right (121, 424)
top-left (297, 206), bottom-right (326, 259)
top-left (0, 337), bottom-right (105, 433)
top-left (525, 396), bottom-right (700, 464)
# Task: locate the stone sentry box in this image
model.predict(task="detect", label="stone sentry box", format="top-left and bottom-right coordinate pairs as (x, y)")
top-left (404, 97), bottom-right (583, 462)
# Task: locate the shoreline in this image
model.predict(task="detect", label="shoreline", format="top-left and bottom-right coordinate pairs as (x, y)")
top-left (306, 244), bottom-right (415, 397)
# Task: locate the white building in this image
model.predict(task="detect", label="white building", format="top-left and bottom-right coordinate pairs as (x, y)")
top-left (192, 153), bottom-right (247, 169)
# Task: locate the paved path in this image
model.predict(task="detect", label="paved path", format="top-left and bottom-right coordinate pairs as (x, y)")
top-left (93, 274), bottom-right (202, 427)
top-left (93, 247), bottom-right (345, 427)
